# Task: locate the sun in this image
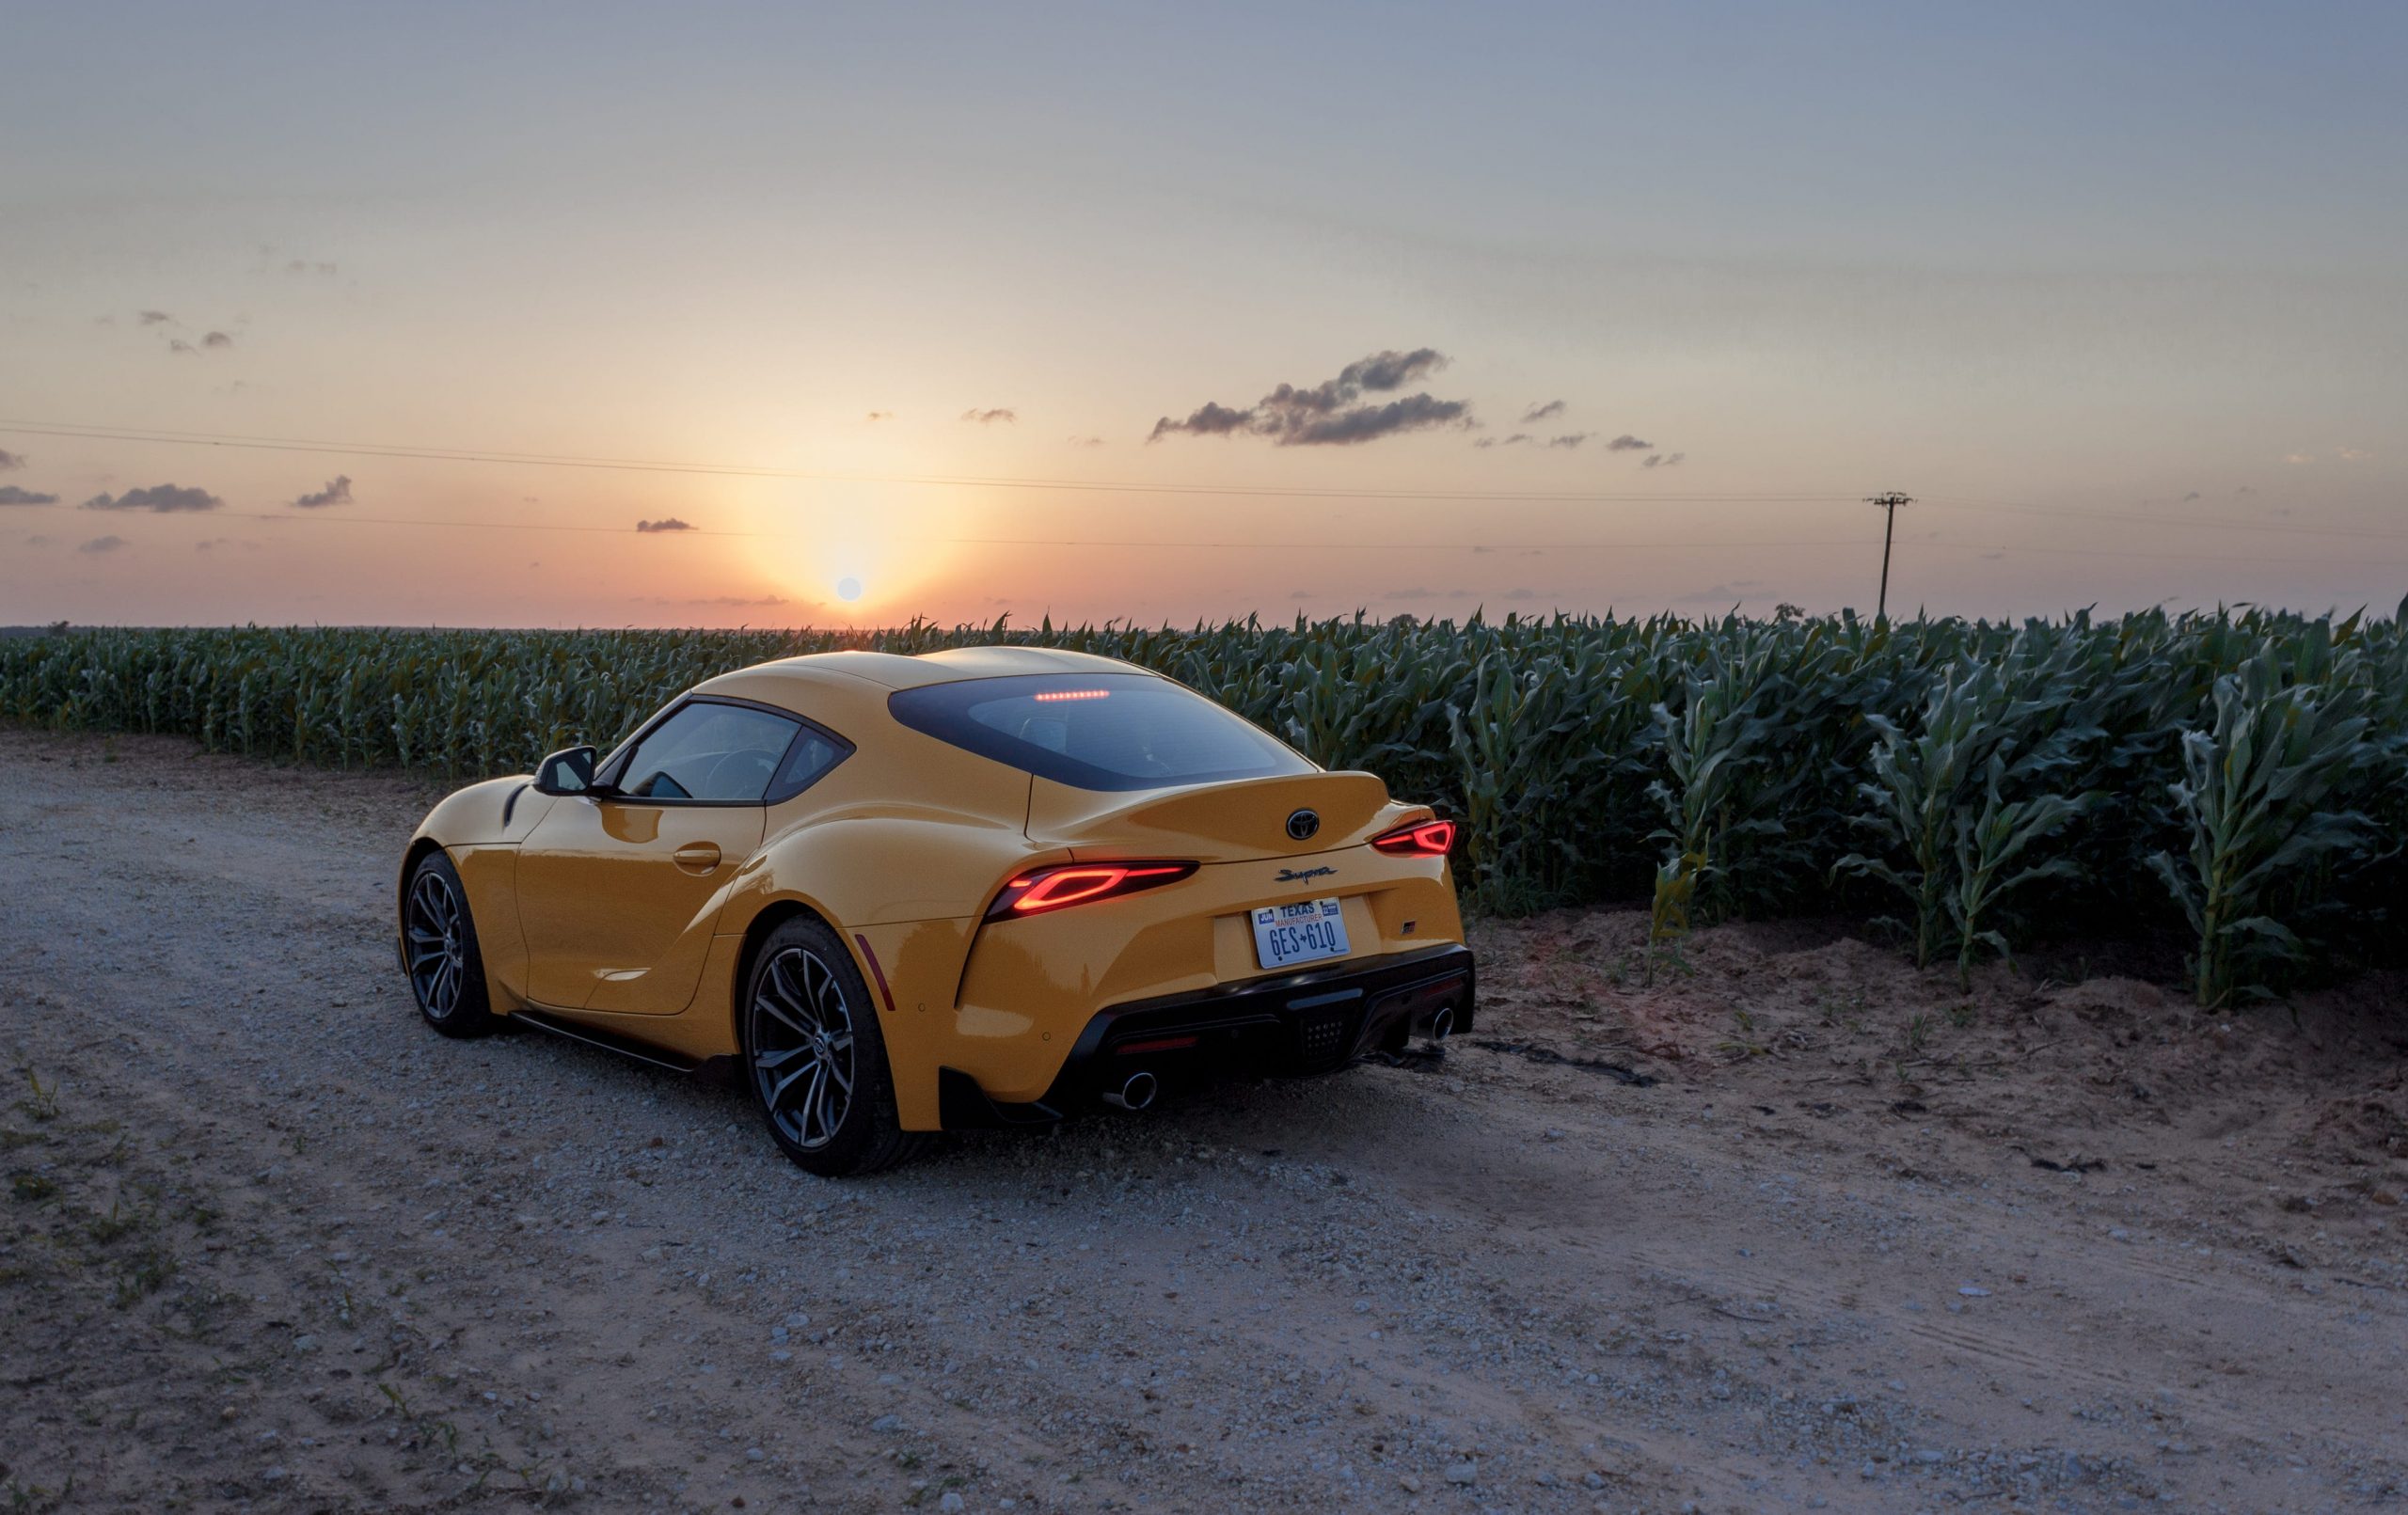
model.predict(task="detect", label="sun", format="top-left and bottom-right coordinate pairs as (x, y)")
top-left (836, 575), bottom-right (864, 603)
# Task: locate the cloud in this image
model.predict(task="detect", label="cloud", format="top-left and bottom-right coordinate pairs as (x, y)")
top-left (1545, 434), bottom-right (1590, 450)
top-left (865, 411), bottom-right (893, 422)
top-left (0, 449), bottom-right (24, 470)
top-left (168, 339), bottom-right (195, 354)
top-left (0, 485), bottom-right (59, 506)
top-left (78, 535), bottom-right (127, 554)
top-left (289, 475), bottom-right (354, 510)
top-left (1604, 434), bottom-right (1652, 452)
top-left (635, 517), bottom-right (696, 533)
top-left (2338, 447), bottom-right (2372, 461)
top-left (1341, 348), bottom-right (1446, 390)
top-left (82, 482), bottom-right (223, 513)
top-left (196, 537), bottom-right (260, 552)
top-left (2282, 452), bottom-right (2312, 465)
top-left (284, 259), bottom-right (338, 276)
top-left (1290, 588), bottom-right (1316, 599)
top-left (960, 408), bottom-right (1017, 425)
top-left (202, 330), bottom-right (232, 349)
top-left (2235, 485), bottom-right (2258, 496)
top-left (137, 309), bottom-right (172, 324)
top-left (1153, 401), bottom-right (1254, 438)
top-left (1520, 400), bottom-right (1567, 423)
top-left (1069, 435), bottom-right (1106, 448)
top-left (1149, 348), bottom-right (1472, 447)
top-left (2181, 491), bottom-right (2202, 501)
top-left (1641, 452), bottom-right (1687, 468)
top-left (1473, 434), bottom-right (1533, 450)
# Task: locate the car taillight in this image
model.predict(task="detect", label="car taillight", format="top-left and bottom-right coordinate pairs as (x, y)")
top-left (1370, 817), bottom-right (1457, 857)
top-left (986, 861), bottom-right (1198, 920)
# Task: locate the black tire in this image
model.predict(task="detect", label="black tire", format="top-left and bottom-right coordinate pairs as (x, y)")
top-left (741, 917), bottom-right (920, 1177)
top-left (403, 851), bottom-right (499, 1038)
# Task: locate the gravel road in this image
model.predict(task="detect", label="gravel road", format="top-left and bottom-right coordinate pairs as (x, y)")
top-left (4, 729), bottom-right (2404, 1513)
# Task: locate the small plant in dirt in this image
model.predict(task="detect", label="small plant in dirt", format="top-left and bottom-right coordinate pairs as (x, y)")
top-left (1815, 990), bottom-right (1868, 1032)
top-left (18, 1067), bottom-right (60, 1122)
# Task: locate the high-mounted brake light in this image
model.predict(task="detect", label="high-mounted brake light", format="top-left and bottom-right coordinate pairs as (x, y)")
top-left (1032, 688), bottom-right (1112, 702)
top-left (1370, 817), bottom-right (1457, 857)
top-left (986, 860), bottom-right (1197, 919)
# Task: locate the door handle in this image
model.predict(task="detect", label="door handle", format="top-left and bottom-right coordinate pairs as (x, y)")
top-left (673, 842), bottom-right (722, 875)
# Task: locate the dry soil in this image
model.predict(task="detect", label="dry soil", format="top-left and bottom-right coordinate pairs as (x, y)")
top-left (3, 729), bottom-right (2405, 1514)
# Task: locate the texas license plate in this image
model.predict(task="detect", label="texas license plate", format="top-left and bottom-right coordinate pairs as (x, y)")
top-left (1251, 897), bottom-right (1350, 970)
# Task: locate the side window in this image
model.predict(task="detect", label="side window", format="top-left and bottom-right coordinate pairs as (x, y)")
top-left (768, 731), bottom-right (846, 801)
top-left (618, 702), bottom-right (801, 803)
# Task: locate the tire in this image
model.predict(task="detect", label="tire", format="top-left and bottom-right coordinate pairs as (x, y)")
top-left (741, 917), bottom-right (920, 1177)
top-left (403, 851), bottom-right (499, 1038)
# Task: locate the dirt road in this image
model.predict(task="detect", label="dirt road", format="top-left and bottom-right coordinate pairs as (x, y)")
top-left (5, 729), bottom-right (2404, 1513)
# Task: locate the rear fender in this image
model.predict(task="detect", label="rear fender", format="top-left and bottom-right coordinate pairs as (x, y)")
top-left (717, 813), bottom-right (1071, 1132)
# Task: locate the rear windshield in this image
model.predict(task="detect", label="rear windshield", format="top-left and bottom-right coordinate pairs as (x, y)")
top-left (889, 672), bottom-right (1312, 792)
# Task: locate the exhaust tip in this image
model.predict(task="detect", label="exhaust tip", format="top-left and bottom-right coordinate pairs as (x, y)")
top-left (1101, 1069), bottom-right (1159, 1113)
top-left (1429, 1006), bottom-right (1456, 1044)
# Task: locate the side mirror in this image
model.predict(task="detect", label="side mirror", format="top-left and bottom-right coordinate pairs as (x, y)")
top-left (533, 745), bottom-right (599, 797)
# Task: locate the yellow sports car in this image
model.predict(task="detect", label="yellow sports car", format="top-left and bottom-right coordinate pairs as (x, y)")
top-left (397, 647), bottom-right (1473, 1175)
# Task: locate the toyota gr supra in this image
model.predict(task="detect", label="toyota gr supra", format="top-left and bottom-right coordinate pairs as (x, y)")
top-left (397, 646), bottom-right (1474, 1175)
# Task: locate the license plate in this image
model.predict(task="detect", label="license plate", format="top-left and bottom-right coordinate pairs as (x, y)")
top-left (1251, 897), bottom-right (1350, 970)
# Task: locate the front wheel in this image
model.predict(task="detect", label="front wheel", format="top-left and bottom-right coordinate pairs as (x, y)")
top-left (742, 918), bottom-right (920, 1177)
top-left (404, 851), bottom-right (499, 1037)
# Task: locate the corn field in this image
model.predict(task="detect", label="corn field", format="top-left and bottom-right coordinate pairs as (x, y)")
top-left (6, 607), bottom-right (2404, 1006)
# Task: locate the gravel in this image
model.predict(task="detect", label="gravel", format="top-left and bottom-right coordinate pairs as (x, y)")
top-left (3, 728), bottom-right (2405, 1513)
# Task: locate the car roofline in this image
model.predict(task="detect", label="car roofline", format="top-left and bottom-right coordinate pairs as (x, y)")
top-left (701, 646), bottom-right (1161, 695)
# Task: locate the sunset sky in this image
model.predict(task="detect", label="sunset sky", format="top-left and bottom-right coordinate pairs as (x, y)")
top-left (3, 2), bottom-right (2403, 628)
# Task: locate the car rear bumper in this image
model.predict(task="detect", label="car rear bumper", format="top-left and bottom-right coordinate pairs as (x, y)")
top-left (936, 943), bottom-right (1473, 1128)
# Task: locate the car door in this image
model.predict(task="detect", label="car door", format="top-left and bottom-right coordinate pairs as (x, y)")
top-left (517, 699), bottom-right (804, 1016)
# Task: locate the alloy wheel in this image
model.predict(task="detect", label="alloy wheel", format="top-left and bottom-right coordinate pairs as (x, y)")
top-left (404, 869), bottom-right (467, 1018)
top-left (749, 947), bottom-right (858, 1150)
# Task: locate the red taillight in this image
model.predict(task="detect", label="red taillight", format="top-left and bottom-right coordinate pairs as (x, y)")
top-left (1370, 817), bottom-right (1457, 857)
top-left (986, 860), bottom-right (1197, 920)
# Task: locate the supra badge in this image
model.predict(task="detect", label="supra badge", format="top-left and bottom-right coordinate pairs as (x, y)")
top-left (1275, 864), bottom-right (1337, 883)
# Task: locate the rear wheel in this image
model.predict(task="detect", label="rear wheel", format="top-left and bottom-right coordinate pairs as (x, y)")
top-left (742, 918), bottom-right (919, 1177)
top-left (404, 851), bottom-right (498, 1037)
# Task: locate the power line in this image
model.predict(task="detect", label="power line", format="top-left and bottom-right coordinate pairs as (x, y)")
top-left (14, 497), bottom-right (2405, 566)
top-left (3, 501), bottom-right (1877, 550)
top-left (9, 416), bottom-right (2398, 569)
top-left (0, 419), bottom-right (1854, 506)
top-left (1918, 495), bottom-right (2408, 544)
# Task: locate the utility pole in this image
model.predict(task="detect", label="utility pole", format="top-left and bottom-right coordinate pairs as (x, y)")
top-left (1865, 492), bottom-right (1913, 621)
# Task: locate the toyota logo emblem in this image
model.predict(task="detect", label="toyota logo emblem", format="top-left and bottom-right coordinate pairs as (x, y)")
top-left (1285, 809), bottom-right (1321, 842)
